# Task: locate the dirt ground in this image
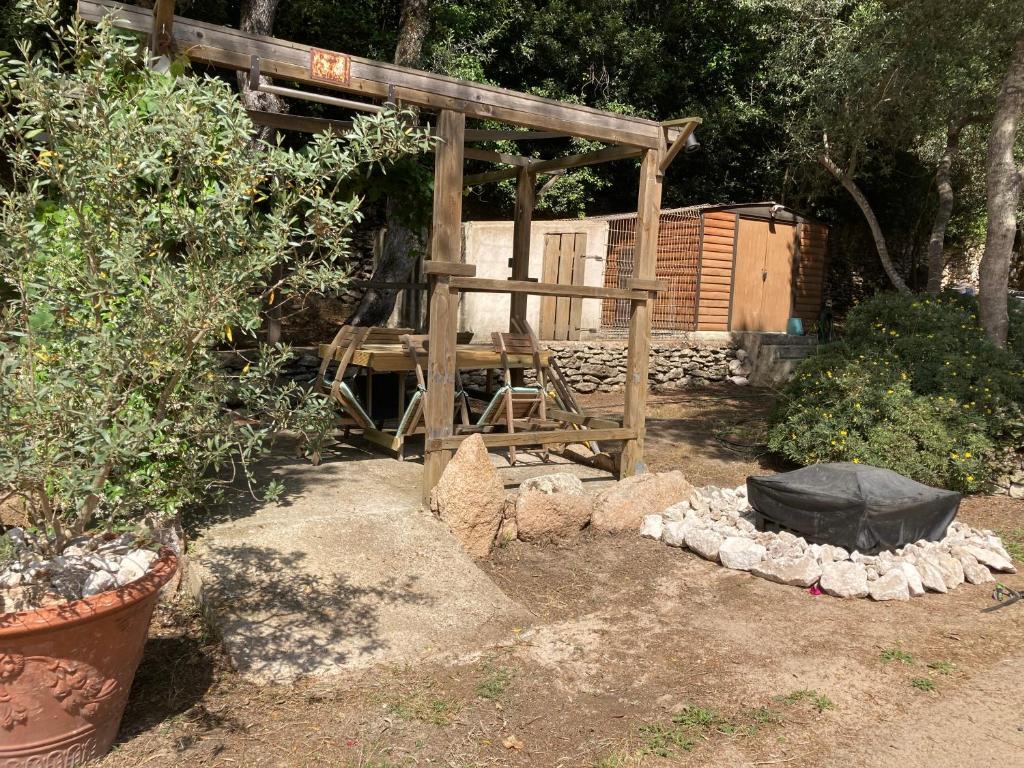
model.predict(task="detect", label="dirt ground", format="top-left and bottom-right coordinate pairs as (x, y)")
top-left (97, 385), bottom-right (1024, 768)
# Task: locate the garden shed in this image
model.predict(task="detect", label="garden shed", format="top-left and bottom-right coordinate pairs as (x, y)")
top-left (601, 202), bottom-right (829, 335)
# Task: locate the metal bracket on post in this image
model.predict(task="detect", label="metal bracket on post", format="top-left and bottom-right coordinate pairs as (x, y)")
top-left (248, 55), bottom-right (261, 91)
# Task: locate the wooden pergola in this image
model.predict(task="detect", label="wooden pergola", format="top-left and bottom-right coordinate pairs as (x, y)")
top-left (80, 0), bottom-right (701, 500)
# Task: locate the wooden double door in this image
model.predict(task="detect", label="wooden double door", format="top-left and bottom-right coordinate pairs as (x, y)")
top-left (730, 218), bottom-right (797, 332)
top-left (539, 232), bottom-right (587, 340)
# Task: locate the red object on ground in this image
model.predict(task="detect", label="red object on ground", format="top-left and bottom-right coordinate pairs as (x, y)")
top-left (0, 549), bottom-right (178, 767)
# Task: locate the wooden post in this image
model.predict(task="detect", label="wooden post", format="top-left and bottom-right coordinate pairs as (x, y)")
top-left (422, 110), bottom-right (465, 502)
top-left (149, 0), bottom-right (175, 57)
top-left (620, 147), bottom-right (664, 478)
top-left (509, 167), bottom-right (535, 384)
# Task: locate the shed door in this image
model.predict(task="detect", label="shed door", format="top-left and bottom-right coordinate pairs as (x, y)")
top-left (540, 232), bottom-right (587, 340)
top-left (730, 218), bottom-right (796, 332)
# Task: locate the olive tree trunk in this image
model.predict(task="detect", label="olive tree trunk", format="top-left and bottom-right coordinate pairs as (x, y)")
top-left (926, 116), bottom-right (974, 295)
top-left (819, 153), bottom-right (910, 294)
top-left (979, 35), bottom-right (1024, 348)
top-left (346, 0), bottom-right (431, 328)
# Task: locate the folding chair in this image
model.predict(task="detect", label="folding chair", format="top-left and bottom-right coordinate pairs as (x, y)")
top-left (392, 335), bottom-right (471, 459)
top-left (317, 325), bottom-right (414, 432)
top-left (473, 330), bottom-right (561, 465)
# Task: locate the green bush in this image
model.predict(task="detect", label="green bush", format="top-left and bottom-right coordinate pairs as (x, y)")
top-left (0, 7), bottom-right (433, 554)
top-left (769, 292), bottom-right (1024, 492)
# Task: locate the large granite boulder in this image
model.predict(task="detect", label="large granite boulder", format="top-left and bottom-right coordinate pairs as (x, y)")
top-left (591, 471), bottom-right (694, 533)
top-left (514, 473), bottom-right (592, 541)
top-left (430, 434), bottom-right (505, 558)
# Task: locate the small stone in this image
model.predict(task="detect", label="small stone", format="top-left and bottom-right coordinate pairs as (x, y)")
top-left (0, 570), bottom-right (22, 588)
top-left (663, 501), bottom-right (691, 522)
top-left (898, 562), bottom-right (926, 597)
top-left (963, 561), bottom-right (995, 585)
top-left (915, 555), bottom-right (948, 593)
top-left (752, 553), bottom-right (822, 587)
top-left (718, 537), bottom-right (767, 571)
top-left (124, 549), bottom-right (159, 571)
top-left (82, 570), bottom-right (116, 597)
top-left (832, 546), bottom-right (850, 561)
top-left (114, 559), bottom-right (146, 587)
top-left (662, 520), bottom-right (690, 547)
top-left (819, 561), bottom-right (869, 598)
top-left (688, 490), bottom-right (711, 516)
top-left (4, 527), bottom-right (27, 547)
top-left (684, 528), bottom-right (724, 561)
top-left (934, 553), bottom-right (964, 590)
top-left (640, 514), bottom-right (664, 540)
top-left (868, 569), bottom-right (910, 601)
top-left (728, 376), bottom-right (749, 386)
top-left (957, 544), bottom-right (1016, 574)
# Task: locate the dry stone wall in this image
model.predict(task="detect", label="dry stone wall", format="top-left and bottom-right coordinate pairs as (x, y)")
top-left (463, 340), bottom-right (739, 394)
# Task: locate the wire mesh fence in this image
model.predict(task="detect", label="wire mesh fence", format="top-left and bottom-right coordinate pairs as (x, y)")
top-left (600, 207), bottom-right (703, 336)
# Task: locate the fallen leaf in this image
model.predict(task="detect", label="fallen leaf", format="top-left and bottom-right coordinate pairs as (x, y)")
top-left (503, 735), bottom-right (524, 751)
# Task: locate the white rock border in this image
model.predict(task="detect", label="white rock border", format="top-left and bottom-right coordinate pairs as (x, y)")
top-left (640, 485), bottom-right (1016, 601)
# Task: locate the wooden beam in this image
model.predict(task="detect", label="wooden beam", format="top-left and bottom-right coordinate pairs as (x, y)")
top-left (620, 146), bottom-right (665, 478)
top-left (423, 261), bottom-right (476, 277)
top-left (462, 147), bottom-right (535, 167)
top-left (548, 409), bottom-right (622, 429)
top-left (149, 0), bottom-right (174, 56)
top-left (464, 129), bottom-right (566, 142)
top-left (463, 144), bottom-right (641, 186)
top-left (658, 118), bottom-right (701, 178)
top-left (427, 427), bottom-right (635, 451)
top-left (449, 276), bottom-right (648, 301)
top-left (78, 1), bottom-right (673, 149)
top-left (247, 109), bottom-right (352, 134)
top-left (421, 109), bottom-right (464, 502)
top-left (510, 167), bottom-right (535, 332)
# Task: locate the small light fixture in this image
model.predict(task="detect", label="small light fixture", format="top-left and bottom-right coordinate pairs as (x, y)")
top-left (684, 130), bottom-right (700, 153)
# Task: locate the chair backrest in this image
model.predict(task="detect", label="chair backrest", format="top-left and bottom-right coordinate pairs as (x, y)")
top-left (491, 331), bottom-right (544, 388)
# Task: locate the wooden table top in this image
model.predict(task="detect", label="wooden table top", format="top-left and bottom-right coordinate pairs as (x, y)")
top-left (318, 343), bottom-right (551, 373)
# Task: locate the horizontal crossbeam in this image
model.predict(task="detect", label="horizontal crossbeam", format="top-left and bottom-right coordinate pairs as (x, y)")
top-left (79, 0), bottom-right (676, 148)
top-left (448, 276), bottom-right (650, 301)
top-left (426, 427), bottom-right (635, 451)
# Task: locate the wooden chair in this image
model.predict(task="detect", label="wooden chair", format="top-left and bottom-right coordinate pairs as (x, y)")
top-left (473, 330), bottom-right (561, 465)
top-left (392, 334), bottom-right (471, 459)
top-left (317, 325), bottom-right (414, 431)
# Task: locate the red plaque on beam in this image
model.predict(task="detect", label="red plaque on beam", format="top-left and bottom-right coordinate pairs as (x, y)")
top-left (310, 48), bottom-right (352, 85)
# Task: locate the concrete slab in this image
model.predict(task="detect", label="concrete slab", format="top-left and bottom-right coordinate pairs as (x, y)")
top-left (187, 445), bottom-right (531, 684)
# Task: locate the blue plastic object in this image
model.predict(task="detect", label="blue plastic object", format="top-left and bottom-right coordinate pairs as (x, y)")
top-left (787, 317), bottom-right (804, 336)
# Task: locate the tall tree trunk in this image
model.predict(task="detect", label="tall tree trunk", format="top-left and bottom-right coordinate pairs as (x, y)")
top-left (236, 0), bottom-right (288, 146)
top-left (238, 0), bottom-right (286, 342)
top-left (979, 35), bottom-right (1024, 348)
top-left (819, 153), bottom-right (910, 294)
top-left (346, 0), bottom-right (431, 328)
top-left (925, 116), bottom-right (972, 295)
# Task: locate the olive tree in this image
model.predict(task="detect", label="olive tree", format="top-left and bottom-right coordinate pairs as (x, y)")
top-left (0, 5), bottom-right (434, 554)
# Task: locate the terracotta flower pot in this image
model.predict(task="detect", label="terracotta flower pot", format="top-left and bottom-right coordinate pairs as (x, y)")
top-left (0, 548), bottom-right (178, 766)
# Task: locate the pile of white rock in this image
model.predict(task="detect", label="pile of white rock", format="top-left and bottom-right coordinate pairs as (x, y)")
top-left (640, 485), bottom-right (1016, 601)
top-left (0, 528), bottom-right (160, 613)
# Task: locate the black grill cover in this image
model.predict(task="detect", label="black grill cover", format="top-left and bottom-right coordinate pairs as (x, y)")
top-left (747, 463), bottom-right (960, 554)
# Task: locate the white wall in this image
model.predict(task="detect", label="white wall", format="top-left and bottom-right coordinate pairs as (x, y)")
top-left (460, 219), bottom-right (610, 339)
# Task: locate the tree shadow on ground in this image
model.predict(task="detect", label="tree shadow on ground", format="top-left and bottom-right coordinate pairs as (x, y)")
top-left (199, 544), bottom-right (432, 681)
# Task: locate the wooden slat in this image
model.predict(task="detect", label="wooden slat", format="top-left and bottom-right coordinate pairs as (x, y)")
top-left (549, 409), bottom-right (621, 429)
top-left (428, 426), bottom-right (635, 451)
top-left (704, 212), bottom-right (737, 223)
top-left (701, 257), bottom-right (734, 268)
top-left (465, 129), bottom-right (566, 142)
top-left (702, 243), bottom-right (737, 255)
top-left (78, 0), bottom-right (672, 149)
top-left (568, 233), bottom-right (586, 340)
top-left (700, 267), bottom-right (734, 277)
top-left (556, 234), bottom-right (575, 340)
top-left (150, 0), bottom-right (174, 55)
top-left (319, 343), bottom-right (552, 371)
top-left (539, 235), bottom-right (560, 339)
top-left (702, 234), bottom-right (735, 246)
